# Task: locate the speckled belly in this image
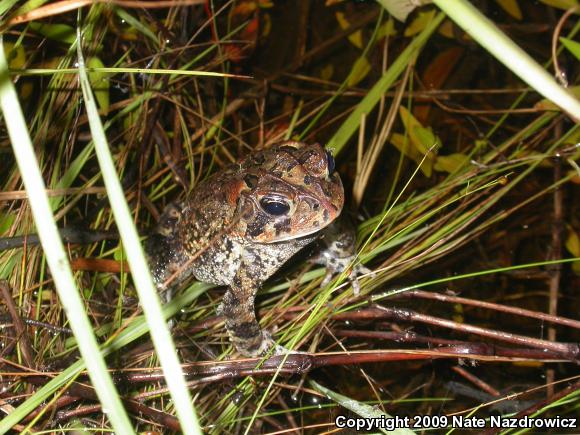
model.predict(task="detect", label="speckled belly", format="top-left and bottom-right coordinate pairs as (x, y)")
top-left (192, 236), bottom-right (243, 285)
top-left (192, 234), bottom-right (317, 287)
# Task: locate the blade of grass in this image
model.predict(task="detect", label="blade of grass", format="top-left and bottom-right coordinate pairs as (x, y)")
top-left (432, 0), bottom-right (580, 121)
top-left (0, 36), bottom-right (133, 435)
top-left (310, 379), bottom-right (416, 435)
top-left (0, 0), bottom-right (19, 16)
top-left (11, 66), bottom-right (248, 78)
top-left (75, 25), bottom-right (201, 434)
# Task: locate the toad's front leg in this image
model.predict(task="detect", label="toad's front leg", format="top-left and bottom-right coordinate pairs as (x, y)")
top-left (221, 288), bottom-right (272, 357)
top-left (220, 251), bottom-right (273, 357)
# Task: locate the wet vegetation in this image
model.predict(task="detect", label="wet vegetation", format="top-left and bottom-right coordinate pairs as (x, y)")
top-left (0, 0), bottom-right (579, 433)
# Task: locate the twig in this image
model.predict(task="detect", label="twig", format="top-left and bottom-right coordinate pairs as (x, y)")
top-left (5, 0), bottom-right (206, 27)
top-left (114, 348), bottom-right (569, 386)
top-left (0, 316), bottom-right (72, 335)
top-left (372, 304), bottom-right (579, 360)
top-left (396, 290), bottom-right (580, 329)
top-left (5, 346), bottom-right (571, 426)
top-left (21, 375), bottom-right (181, 430)
top-left (0, 186), bottom-right (106, 202)
top-left (551, 5), bottom-right (580, 86)
top-left (0, 228), bottom-right (119, 251)
top-left (451, 365), bottom-right (500, 398)
top-left (0, 280), bottom-right (35, 368)
top-left (547, 142), bottom-right (564, 396)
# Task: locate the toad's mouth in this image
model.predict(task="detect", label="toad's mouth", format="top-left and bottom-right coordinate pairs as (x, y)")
top-left (263, 221), bottom-right (335, 243)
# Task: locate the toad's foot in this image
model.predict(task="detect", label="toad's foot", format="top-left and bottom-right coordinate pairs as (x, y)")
top-left (313, 251), bottom-right (374, 296)
top-left (220, 288), bottom-right (282, 357)
top-left (313, 216), bottom-right (374, 295)
top-left (230, 330), bottom-right (307, 357)
top-left (237, 331), bottom-right (276, 357)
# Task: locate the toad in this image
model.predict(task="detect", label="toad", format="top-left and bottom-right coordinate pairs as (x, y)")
top-left (146, 141), bottom-right (364, 356)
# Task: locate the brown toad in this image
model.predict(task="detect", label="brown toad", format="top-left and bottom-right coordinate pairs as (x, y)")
top-left (146, 141), bottom-right (355, 356)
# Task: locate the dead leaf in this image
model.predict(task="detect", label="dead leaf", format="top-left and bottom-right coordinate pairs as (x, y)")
top-left (438, 19), bottom-right (455, 39)
top-left (335, 11), bottom-right (364, 49)
top-left (320, 64), bottom-right (334, 82)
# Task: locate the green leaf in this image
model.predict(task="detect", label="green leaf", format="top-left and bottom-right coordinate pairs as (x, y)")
top-left (2, 42), bottom-right (25, 69)
top-left (87, 57), bottom-right (110, 112)
top-left (414, 125), bottom-right (440, 152)
top-left (29, 22), bottom-right (75, 44)
top-left (565, 227), bottom-right (580, 257)
top-left (347, 56), bottom-right (371, 86)
top-left (399, 106), bottom-right (440, 154)
top-left (434, 153), bottom-right (470, 173)
top-left (0, 211), bottom-right (15, 234)
top-left (336, 11), bottom-right (364, 48)
top-left (114, 7), bottom-right (159, 45)
top-left (560, 37), bottom-right (580, 61)
top-left (390, 132), bottom-right (434, 176)
top-left (377, 17), bottom-right (397, 39)
top-left (538, 0), bottom-right (579, 10)
top-left (0, 0), bottom-right (19, 16)
top-left (113, 243), bottom-right (125, 262)
top-left (565, 227), bottom-right (580, 275)
top-left (392, 106), bottom-right (441, 176)
top-left (405, 9), bottom-right (437, 36)
top-left (13, 0), bottom-right (49, 15)
top-left (0, 251), bottom-right (21, 279)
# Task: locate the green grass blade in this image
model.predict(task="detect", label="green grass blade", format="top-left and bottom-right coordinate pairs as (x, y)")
top-left (76, 27), bottom-right (202, 434)
top-left (560, 36), bottom-right (580, 61)
top-left (0, 0), bottom-right (19, 17)
top-left (432, 0), bottom-right (580, 120)
top-left (310, 380), bottom-right (416, 435)
top-left (0, 37), bottom-right (133, 435)
top-left (11, 67), bottom-right (248, 78)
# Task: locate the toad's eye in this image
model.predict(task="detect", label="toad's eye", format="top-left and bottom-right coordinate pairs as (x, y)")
top-left (325, 150), bottom-right (335, 174)
top-left (260, 197), bottom-right (290, 216)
